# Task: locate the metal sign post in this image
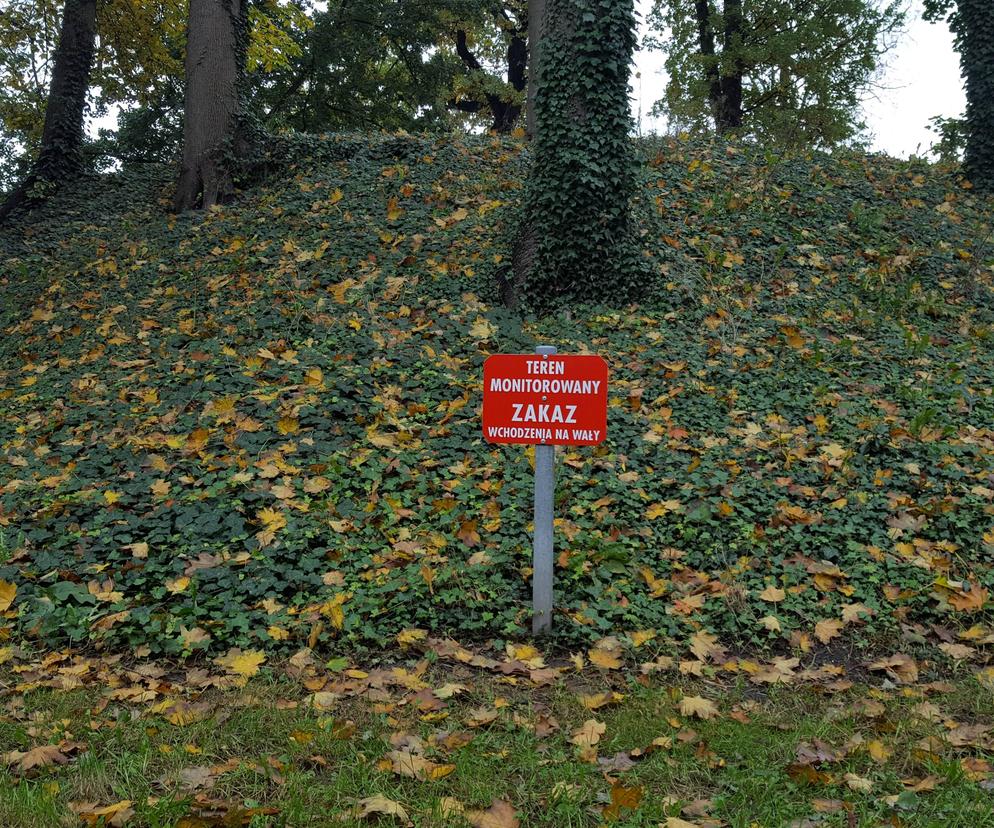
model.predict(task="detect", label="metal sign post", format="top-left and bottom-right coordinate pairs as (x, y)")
top-left (532, 345), bottom-right (556, 636)
top-left (481, 346), bottom-right (608, 637)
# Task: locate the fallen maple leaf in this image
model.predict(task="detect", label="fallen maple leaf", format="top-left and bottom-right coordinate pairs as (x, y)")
top-left (844, 772), bottom-right (873, 792)
top-left (469, 317), bottom-right (496, 340)
top-left (868, 653), bottom-right (918, 684)
top-left (214, 647), bottom-right (266, 678)
top-left (71, 799), bottom-right (135, 827)
top-left (679, 695), bottom-right (718, 720)
top-left (689, 630), bottom-right (722, 661)
top-left (396, 628), bottom-right (428, 648)
top-left (867, 739), bottom-right (892, 763)
top-left (4, 744), bottom-right (69, 772)
top-left (815, 618), bottom-right (843, 644)
top-left (646, 499), bottom-right (683, 519)
top-left (466, 798), bottom-right (519, 828)
top-left (464, 707), bottom-right (500, 728)
top-left (602, 783), bottom-right (643, 820)
top-left (579, 691), bottom-right (624, 710)
top-left (357, 795), bottom-right (410, 823)
top-left (0, 579), bottom-right (15, 612)
top-left (976, 666), bottom-right (994, 691)
top-left (382, 750), bottom-right (455, 781)
top-left (588, 636), bottom-right (624, 669)
top-left (570, 719), bottom-right (606, 748)
top-left (630, 628), bottom-right (657, 647)
top-left (758, 585), bottom-right (786, 602)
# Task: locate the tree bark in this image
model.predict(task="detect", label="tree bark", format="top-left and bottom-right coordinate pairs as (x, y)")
top-left (525, 0), bottom-right (546, 138)
top-left (693, 0), bottom-right (744, 135)
top-left (718, 0), bottom-right (745, 132)
top-left (452, 27), bottom-right (524, 133)
top-left (693, 0), bottom-right (723, 125)
top-left (0, 0), bottom-right (97, 223)
top-left (174, 0), bottom-right (248, 211)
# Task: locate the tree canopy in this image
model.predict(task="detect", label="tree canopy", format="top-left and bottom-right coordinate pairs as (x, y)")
top-left (648, 0), bottom-right (904, 148)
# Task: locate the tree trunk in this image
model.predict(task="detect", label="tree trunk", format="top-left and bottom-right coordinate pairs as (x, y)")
top-left (525, 0), bottom-right (546, 138)
top-left (0, 0), bottom-right (97, 223)
top-left (693, 0), bottom-right (744, 135)
top-left (959, 0), bottom-right (994, 188)
top-left (693, 0), bottom-right (723, 126)
top-left (452, 26), bottom-right (525, 133)
top-left (174, 0), bottom-right (248, 211)
top-left (511, 0), bottom-right (641, 309)
top-left (718, 0), bottom-right (745, 132)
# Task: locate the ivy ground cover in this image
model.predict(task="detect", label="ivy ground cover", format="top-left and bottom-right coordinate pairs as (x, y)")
top-left (1, 133), bottom-right (994, 662)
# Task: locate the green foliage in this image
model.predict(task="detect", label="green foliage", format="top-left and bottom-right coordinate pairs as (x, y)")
top-left (0, 0), bottom-right (311, 186)
top-left (517, 0), bottom-right (647, 309)
top-left (2, 134), bottom-right (994, 657)
top-left (924, 0), bottom-right (994, 189)
top-left (928, 114), bottom-right (968, 165)
top-left (251, 0), bottom-right (505, 136)
top-left (648, 0), bottom-right (905, 148)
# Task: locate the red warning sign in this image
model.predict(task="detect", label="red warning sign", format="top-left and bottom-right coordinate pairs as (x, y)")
top-left (483, 354), bottom-right (608, 446)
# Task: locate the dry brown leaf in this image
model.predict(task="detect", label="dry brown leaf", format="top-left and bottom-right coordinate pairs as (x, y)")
top-left (0, 580), bottom-right (17, 612)
top-left (4, 744), bottom-right (69, 772)
top-left (815, 618), bottom-right (843, 644)
top-left (579, 691), bottom-right (624, 710)
top-left (357, 795), bottom-right (411, 823)
top-left (679, 695), bottom-right (718, 720)
top-left (868, 653), bottom-right (918, 684)
top-left (71, 800), bottom-right (135, 827)
top-left (464, 707), bottom-right (500, 728)
top-left (570, 719), bottom-right (606, 748)
top-left (602, 783), bottom-right (643, 820)
top-left (382, 750), bottom-right (455, 781)
top-left (466, 799), bottom-right (519, 828)
top-left (844, 772), bottom-right (873, 792)
top-left (758, 585), bottom-right (786, 602)
top-left (689, 630), bottom-right (722, 661)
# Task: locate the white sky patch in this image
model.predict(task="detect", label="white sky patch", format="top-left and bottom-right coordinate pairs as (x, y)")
top-left (632, 0), bottom-right (967, 158)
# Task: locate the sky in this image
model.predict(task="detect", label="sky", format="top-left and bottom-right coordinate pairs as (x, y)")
top-left (631, 0), bottom-right (966, 158)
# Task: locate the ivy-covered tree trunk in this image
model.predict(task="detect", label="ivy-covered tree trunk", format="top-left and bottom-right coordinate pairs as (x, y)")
top-left (174, 0), bottom-right (249, 211)
top-left (957, 0), bottom-right (994, 189)
top-left (509, 0), bottom-right (644, 310)
top-left (0, 0), bottom-right (97, 223)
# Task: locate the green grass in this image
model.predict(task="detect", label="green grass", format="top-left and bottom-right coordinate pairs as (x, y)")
top-left (2, 668), bottom-right (992, 827)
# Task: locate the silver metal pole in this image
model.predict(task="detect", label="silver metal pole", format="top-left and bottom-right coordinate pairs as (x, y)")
top-left (532, 344), bottom-right (557, 636)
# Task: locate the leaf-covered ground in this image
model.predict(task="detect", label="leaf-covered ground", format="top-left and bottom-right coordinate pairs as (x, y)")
top-left (2, 133), bottom-right (994, 662)
top-left (1, 639), bottom-right (993, 827)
